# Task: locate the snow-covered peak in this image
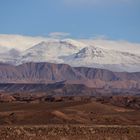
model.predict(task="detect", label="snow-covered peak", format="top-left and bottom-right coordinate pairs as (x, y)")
top-left (75, 46), bottom-right (105, 58)
top-left (28, 39), bottom-right (84, 50)
top-left (80, 39), bottom-right (140, 55)
top-left (18, 39), bottom-right (84, 64)
top-left (24, 39), bottom-right (81, 56)
top-left (61, 45), bottom-right (140, 72)
top-left (61, 39), bottom-right (86, 49)
top-left (0, 35), bottom-right (140, 72)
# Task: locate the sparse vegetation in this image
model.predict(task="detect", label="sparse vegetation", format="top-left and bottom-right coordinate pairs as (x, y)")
top-left (0, 93), bottom-right (140, 139)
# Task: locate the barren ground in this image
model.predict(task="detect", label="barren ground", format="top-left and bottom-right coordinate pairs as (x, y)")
top-left (0, 100), bottom-right (140, 139)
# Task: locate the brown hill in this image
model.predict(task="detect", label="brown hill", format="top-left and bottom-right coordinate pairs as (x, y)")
top-left (0, 62), bottom-right (139, 93)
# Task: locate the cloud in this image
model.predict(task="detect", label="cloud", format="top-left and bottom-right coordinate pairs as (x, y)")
top-left (0, 34), bottom-right (140, 55)
top-left (48, 32), bottom-right (70, 39)
top-left (0, 34), bottom-right (49, 51)
top-left (0, 33), bottom-right (70, 51)
top-left (80, 38), bottom-right (140, 54)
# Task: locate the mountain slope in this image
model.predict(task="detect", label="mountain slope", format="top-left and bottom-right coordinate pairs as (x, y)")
top-left (62, 46), bottom-right (140, 72)
top-left (0, 39), bottom-right (140, 72)
top-left (0, 62), bottom-right (85, 83)
top-left (0, 62), bottom-right (139, 93)
top-left (18, 40), bottom-right (84, 64)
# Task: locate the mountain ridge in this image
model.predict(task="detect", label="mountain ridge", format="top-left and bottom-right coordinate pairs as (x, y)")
top-left (0, 62), bottom-right (139, 93)
top-left (0, 39), bottom-right (140, 72)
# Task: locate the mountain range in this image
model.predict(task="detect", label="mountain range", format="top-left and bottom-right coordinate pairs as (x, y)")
top-left (0, 62), bottom-right (139, 95)
top-left (0, 37), bottom-right (140, 95)
top-left (0, 38), bottom-right (140, 72)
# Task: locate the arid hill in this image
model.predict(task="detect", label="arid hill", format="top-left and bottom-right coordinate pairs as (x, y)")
top-left (0, 62), bottom-right (140, 93)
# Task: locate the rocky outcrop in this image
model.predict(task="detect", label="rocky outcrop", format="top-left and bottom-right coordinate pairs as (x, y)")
top-left (0, 94), bottom-right (16, 102)
top-left (0, 62), bottom-right (139, 92)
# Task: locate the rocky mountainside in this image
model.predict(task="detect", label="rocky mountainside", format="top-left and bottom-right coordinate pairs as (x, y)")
top-left (0, 62), bottom-right (139, 93)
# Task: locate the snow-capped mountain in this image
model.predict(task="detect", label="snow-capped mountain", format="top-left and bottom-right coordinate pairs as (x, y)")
top-left (18, 40), bottom-right (84, 64)
top-left (62, 46), bottom-right (140, 72)
top-left (0, 37), bottom-right (140, 72)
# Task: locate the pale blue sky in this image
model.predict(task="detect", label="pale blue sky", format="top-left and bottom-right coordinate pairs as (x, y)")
top-left (0, 0), bottom-right (140, 42)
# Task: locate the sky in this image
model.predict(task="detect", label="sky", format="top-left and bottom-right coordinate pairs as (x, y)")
top-left (0, 0), bottom-right (140, 42)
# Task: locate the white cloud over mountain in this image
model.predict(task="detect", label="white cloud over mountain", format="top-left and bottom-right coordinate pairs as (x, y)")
top-left (0, 34), bottom-right (49, 51)
top-left (0, 34), bottom-right (140, 54)
top-left (0, 34), bottom-right (140, 72)
top-left (48, 32), bottom-right (70, 38)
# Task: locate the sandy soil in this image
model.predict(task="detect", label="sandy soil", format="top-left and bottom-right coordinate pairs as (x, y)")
top-left (0, 125), bottom-right (140, 140)
top-left (0, 101), bottom-right (140, 139)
